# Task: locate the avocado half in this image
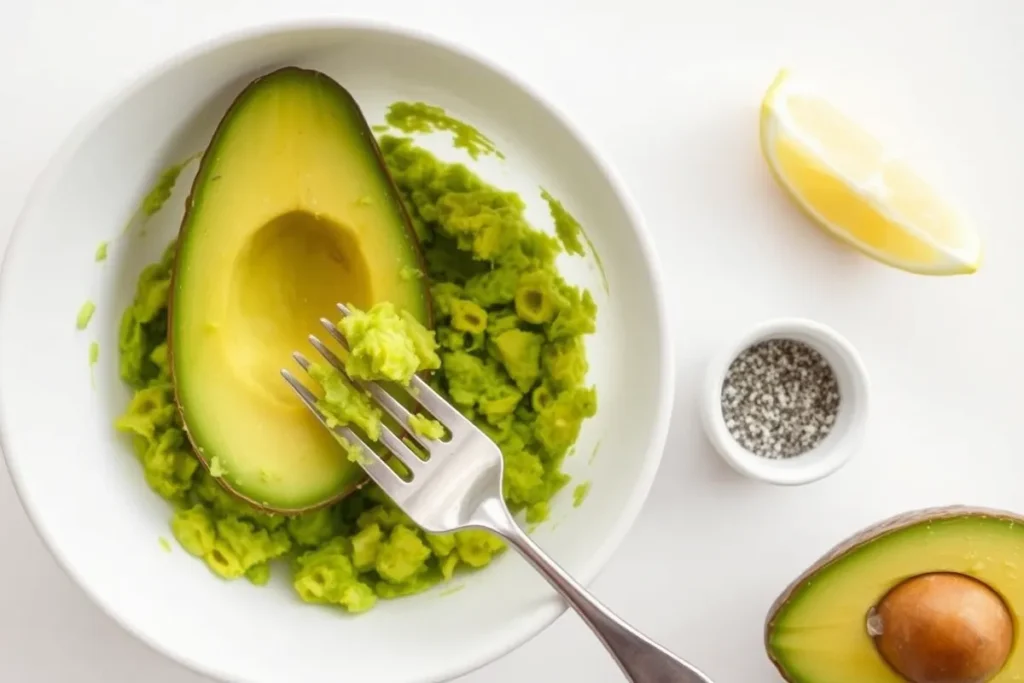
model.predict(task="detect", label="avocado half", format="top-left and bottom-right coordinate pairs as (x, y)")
top-left (168, 67), bottom-right (431, 514)
top-left (765, 506), bottom-right (1024, 683)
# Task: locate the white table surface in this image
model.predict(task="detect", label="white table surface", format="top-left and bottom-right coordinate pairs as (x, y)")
top-left (2, 1), bottom-right (1023, 681)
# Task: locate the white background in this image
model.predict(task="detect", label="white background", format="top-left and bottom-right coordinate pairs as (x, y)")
top-left (2, 1), bottom-right (1024, 681)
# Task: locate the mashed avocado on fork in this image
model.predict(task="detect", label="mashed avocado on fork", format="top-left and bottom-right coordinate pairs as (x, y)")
top-left (114, 129), bottom-right (597, 614)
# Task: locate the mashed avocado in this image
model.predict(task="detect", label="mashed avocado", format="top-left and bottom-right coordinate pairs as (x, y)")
top-left (338, 302), bottom-right (441, 383)
top-left (541, 187), bottom-right (608, 294)
top-left (88, 341), bottom-right (99, 386)
top-left (541, 188), bottom-right (585, 257)
top-left (308, 361), bottom-right (383, 442)
top-left (114, 127), bottom-right (598, 614)
top-left (76, 300), bottom-right (96, 330)
top-left (141, 153), bottom-right (199, 217)
top-left (408, 413), bottom-right (445, 439)
top-left (383, 102), bottom-right (503, 160)
top-left (573, 481), bottom-right (591, 508)
top-left (118, 154), bottom-right (201, 236)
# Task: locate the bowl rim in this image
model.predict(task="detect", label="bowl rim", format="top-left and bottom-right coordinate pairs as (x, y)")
top-left (700, 317), bottom-right (870, 486)
top-left (0, 17), bottom-right (675, 683)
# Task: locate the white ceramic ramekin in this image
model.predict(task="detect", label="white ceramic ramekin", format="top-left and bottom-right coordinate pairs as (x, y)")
top-left (700, 318), bottom-right (870, 485)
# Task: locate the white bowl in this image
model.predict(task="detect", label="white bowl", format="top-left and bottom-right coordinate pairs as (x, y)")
top-left (0, 21), bottom-right (673, 683)
top-left (700, 318), bottom-right (869, 486)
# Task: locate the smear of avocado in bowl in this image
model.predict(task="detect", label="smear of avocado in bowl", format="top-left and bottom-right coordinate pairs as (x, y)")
top-left (113, 67), bottom-right (601, 614)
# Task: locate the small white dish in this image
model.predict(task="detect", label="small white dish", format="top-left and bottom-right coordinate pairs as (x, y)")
top-left (700, 318), bottom-right (870, 486)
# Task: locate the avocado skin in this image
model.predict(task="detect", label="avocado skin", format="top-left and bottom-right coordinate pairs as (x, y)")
top-left (168, 66), bottom-right (433, 515)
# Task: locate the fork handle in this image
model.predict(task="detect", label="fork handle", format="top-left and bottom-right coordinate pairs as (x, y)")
top-left (475, 498), bottom-right (714, 683)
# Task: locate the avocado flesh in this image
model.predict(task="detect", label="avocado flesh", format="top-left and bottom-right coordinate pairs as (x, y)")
top-left (766, 508), bottom-right (1024, 683)
top-left (170, 67), bottom-right (430, 513)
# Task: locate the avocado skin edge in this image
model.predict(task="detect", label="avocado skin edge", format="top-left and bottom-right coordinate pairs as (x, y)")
top-left (764, 504), bottom-right (1024, 681)
top-left (166, 66), bottom-right (435, 516)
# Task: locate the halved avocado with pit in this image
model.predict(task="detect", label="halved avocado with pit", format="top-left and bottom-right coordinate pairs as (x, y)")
top-left (169, 67), bottom-right (431, 514)
top-left (766, 506), bottom-right (1024, 683)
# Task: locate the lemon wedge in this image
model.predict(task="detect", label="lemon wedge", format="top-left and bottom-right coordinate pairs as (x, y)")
top-left (760, 69), bottom-right (981, 275)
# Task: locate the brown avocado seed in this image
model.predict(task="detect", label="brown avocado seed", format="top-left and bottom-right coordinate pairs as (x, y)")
top-left (872, 573), bottom-right (1013, 683)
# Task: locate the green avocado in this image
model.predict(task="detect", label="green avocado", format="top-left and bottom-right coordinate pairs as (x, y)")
top-left (766, 507), bottom-right (1024, 683)
top-left (169, 67), bottom-right (431, 514)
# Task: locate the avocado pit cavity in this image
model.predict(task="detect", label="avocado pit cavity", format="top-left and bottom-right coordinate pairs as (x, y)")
top-left (870, 572), bottom-right (1013, 683)
top-left (226, 210), bottom-right (371, 404)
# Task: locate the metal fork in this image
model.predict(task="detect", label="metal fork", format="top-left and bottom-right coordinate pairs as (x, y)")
top-left (281, 303), bottom-right (714, 683)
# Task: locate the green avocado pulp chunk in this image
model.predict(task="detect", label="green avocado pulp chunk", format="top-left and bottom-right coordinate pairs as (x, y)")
top-left (383, 101), bottom-right (503, 160)
top-left (767, 513), bottom-right (1024, 683)
top-left (338, 302), bottom-right (441, 384)
top-left (305, 302), bottom-right (442, 464)
top-left (114, 74), bottom-right (598, 613)
top-left (170, 67), bottom-right (430, 512)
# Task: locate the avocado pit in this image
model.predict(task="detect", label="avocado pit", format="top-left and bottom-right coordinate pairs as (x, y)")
top-left (871, 572), bottom-right (1013, 683)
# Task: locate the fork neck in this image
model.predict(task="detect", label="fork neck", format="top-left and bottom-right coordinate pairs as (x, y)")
top-left (468, 497), bottom-right (524, 542)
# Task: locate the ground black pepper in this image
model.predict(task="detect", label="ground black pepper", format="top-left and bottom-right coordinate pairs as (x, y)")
top-left (720, 338), bottom-right (840, 458)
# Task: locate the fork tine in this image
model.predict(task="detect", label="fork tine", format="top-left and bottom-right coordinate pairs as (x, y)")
top-left (292, 351), bottom-right (312, 371)
top-left (313, 325), bottom-right (438, 447)
top-left (281, 369), bottom-right (408, 492)
top-left (333, 425), bottom-right (412, 490)
top-left (292, 349), bottom-right (424, 470)
top-left (310, 330), bottom-right (421, 431)
top-left (407, 374), bottom-right (469, 426)
top-left (281, 367), bottom-right (318, 404)
top-left (367, 384), bottom-right (417, 428)
top-left (320, 304), bottom-right (466, 432)
top-left (335, 427), bottom-right (411, 491)
top-left (377, 424), bottom-right (426, 468)
top-left (308, 335), bottom-right (345, 373)
top-left (319, 317), bottom-right (348, 350)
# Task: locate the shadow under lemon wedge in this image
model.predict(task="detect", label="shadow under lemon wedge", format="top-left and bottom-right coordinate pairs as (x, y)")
top-left (759, 68), bottom-right (982, 276)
